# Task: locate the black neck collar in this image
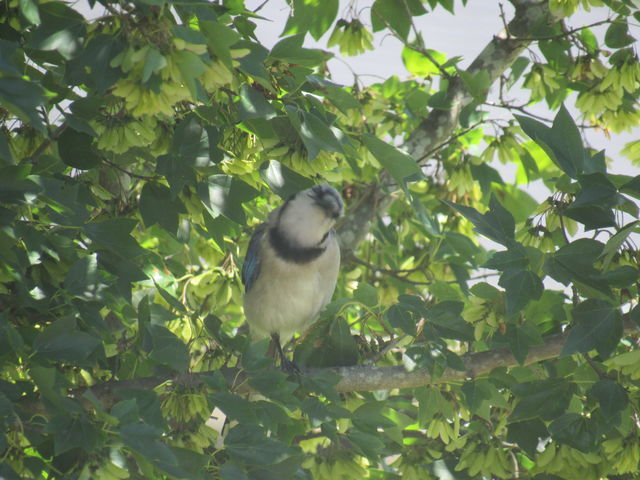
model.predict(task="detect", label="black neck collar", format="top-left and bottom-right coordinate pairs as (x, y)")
top-left (268, 226), bottom-right (331, 264)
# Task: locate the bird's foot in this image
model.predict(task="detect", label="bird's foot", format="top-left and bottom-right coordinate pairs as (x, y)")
top-left (280, 357), bottom-right (302, 375)
top-left (271, 332), bottom-right (302, 375)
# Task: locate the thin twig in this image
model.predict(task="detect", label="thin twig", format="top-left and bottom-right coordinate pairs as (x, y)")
top-left (25, 123), bottom-right (68, 164)
top-left (350, 256), bottom-right (432, 286)
top-left (507, 18), bottom-right (613, 42)
top-left (102, 158), bottom-right (159, 181)
top-left (416, 120), bottom-right (486, 163)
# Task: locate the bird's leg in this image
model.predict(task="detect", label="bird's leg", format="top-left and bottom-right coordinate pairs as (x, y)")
top-left (271, 333), bottom-right (301, 374)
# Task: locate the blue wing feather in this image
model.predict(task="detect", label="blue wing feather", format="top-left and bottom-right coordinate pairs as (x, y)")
top-left (242, 223), bottom-right (266, 292)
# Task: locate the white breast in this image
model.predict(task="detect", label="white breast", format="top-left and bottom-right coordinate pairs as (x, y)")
top-left (243, 235), bottom-right (340, 343)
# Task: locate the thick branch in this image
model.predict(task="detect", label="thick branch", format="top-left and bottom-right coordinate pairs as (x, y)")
top-left (15, 328), bottom-right (585, 416)
top-left (328, 332), bottom-right (566, 392)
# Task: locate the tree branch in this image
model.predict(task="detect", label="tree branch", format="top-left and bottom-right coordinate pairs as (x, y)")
top-left (338, 0), bottom-right (561, 255)
top-left (22, 323), bottom-right (636, 416)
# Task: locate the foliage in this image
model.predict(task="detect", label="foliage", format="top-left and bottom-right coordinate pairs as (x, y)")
top-left (1, 0), bottom-right (640, 479)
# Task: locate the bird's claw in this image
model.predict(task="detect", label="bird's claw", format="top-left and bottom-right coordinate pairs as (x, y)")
top-left (280, 357), bottom-right (302, 375)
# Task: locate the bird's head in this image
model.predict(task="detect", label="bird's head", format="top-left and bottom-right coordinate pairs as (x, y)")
top-left (274, 184), bottom-right (343, 247)
top-left (307, 184), bottom-right (344, 219)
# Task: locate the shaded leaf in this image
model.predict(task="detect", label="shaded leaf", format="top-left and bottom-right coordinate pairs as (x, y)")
top-left (509, 379), bottom-right (575, 422)
top-left (139, 183), bottom-right (184, 234)
top-left (499, 268), bottom-right (543, 318)
top-left (549, 413), bottom-right (598, 452)
top-left (507, 419), bottom-right (549, 456)
top-left (259, 160), bottom-right (314, 199)
top-left (561, 299), bottom-right (622, 359)
top-left (589, 379), bottom-right (628, 422)
top-left (34, 317), bottom-right (100, 365)
top-left (516, 105), bottom-right (585, 179)
top-left (145, 324), bottom-right (190, 372)
top-left (363, 133), bottom-right (420, 185)
top-left (605, 18), bottom-right (635, 48)
top-left (198, 175), bottom-right (259, 225)
top-left (225, 424), bottom-right (298, 465)
top-left (444, 195), bottom-right (515, 247)
top-left (237, 84), bottom-right (276, 121)
top-left (45, 412), bottom-right (100, 455)
top-left (64, 254), bottom-right (108, 301)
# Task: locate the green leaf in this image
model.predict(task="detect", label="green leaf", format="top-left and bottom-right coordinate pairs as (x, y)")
top-left (444, 195), bottom-right (515, 247)
top-left (84, 218), bottom-right (145, 258)
top-left (597, 265), bottom-right (638, 288)
top-left (461, 380), bottom-right (493, 413)
top-left (58, 128), bottom-right (101, 170)
top-left (282, 0), bottom-right (339, 40)
top-left (45, 412), bottom-right (100, 455)
top-left (286, 106), bottom-right (343, 160)
top-left (120, 423), bottom-right (180, 473)
top-left (347, 429), bottom-right (385, 459)
top-left (34, 317), bottom-right (100, 365)
top-left (64, 254), bottom-right (107, 301)
top-left (605, 18), bottom-right (635, 48)
top-left (145, 324), bottom-right (190, 372)
top-left (142, 47), bottom-right (167, 83)
top-left (561, 299), bottom-right (622, 359)
top-left (499, 269), bottom-right (543, 318)
top-left (269, 35), bottom-right (325, 67)
top-left (27, 2), bottom-right (84, 59)
top-left (600, 222), bottom-right (639, 271)
top-left (564, 173), bottom-right (621, 229)
top-left (509, 378), bottom-right (575, 422)
top-left (589, 379), bottom-right (628, 422)
top-left (539, 38), bottom-right (571, 70)
top-left (225, 424), bottom-right (298, 466)
top-left (200, 20), bottom-right (241, 68)
top-left (543, 238), bottom-right (607, 291)
top-left (470, 282), bottom-right (501, 300)
top-left (0, 125), bottom-right (12, 164)
top-left (172, 49), bottom-right (206, 97)
top-left (74, 34), bottom-right (125, 92)
top-left (0, 78), bottom-right (46, 132)
top-left (507, 419), bottom-right (548, 456)
top-left (501, 323), bottom-right (544, 365)
top-left (549, 413), bottom-right (598, 452)
top-left (401, 47), bottom-right (447, 76)
top-left (516, 105), bottom-right (585, 179)
top-left (237, 84), bottom-right (276, 121)
top-left (507, 56), bottom-right (530, 88)
top-left (155, 285), bottom-right (187, 313)
top-left (210, 393), bottom-right (258, 424)
top-left (352, 402), bottom-right (396, 433)
top-left (19, 0), bottom-right (40, 25)
top-left (198, 175), bottom-right (259, 225)
top-left (0, 166), bottom-right (42, 204)
top-left (371, 0), bottom-right (426, 40)
top-left (362, 133), bottom-right (420, 185)
top-left (459, 69), bottom-right (491, 101)
top-left (302, 317), bottom-right (359, 368)
top-left (416, 387), bottom-right (453, 425)
top-left (578, 28), bottom-right (598, 54)
top-left (355, 282), bottom-right (378, 307)
top-left (484, 244), bottom-right (528, 271)
top-left (233, 40), bottom-right (271, 89)
top-left (219, 462), bottom-right (248, 480)
top-left (259, 160), bottom-right (314, 199)
top-left (385, 304), bottom-right (417, 336)
top-left (139, 183), bottom-right (183, 234)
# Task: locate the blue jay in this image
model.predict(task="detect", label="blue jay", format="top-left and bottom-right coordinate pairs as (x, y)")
top-left (242, 184), bottom-right (343, 369)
